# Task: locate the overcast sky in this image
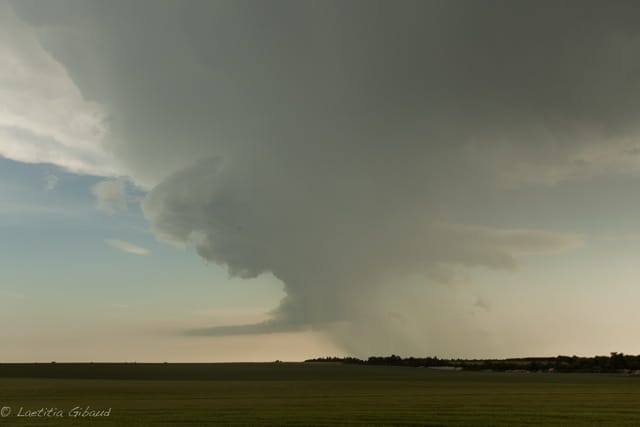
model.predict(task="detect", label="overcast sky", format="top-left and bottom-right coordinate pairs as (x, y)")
top-left (2, 0), bottom-right (640, 361)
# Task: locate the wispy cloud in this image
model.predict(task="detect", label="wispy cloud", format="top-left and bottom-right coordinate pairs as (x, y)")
top-left (105, 239), bottom-right (149, 255)
top-left (601, 233), bottom-right (640, 242)
top-left (112, 303), bottom-right (129, 309)
top-left (44, 174), bottom-right (58, 191)
top-left (0, 290), bottom-right (25, 299)
top-left (93, 179), bottom-right (128, 214)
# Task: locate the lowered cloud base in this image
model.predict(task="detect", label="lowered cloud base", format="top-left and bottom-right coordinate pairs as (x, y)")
top-left (4, 0), bottom-right (640, 356)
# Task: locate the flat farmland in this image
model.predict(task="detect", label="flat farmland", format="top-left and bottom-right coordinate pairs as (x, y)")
top-left (0, 363), bottom-right (638, 426)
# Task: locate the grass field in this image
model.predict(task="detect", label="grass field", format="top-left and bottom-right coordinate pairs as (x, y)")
top-left (0, 363), bottom-right (639, 426)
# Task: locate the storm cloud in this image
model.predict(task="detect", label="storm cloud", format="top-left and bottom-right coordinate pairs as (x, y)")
top-left (7, 0), bottom-right (640, 354)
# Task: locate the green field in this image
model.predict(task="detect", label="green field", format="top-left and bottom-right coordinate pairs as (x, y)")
top-left (0, 363), bottom-right (639, 426)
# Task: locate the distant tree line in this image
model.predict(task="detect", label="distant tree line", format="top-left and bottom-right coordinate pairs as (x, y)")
top-left (305, 352), bottom-right (640, 373)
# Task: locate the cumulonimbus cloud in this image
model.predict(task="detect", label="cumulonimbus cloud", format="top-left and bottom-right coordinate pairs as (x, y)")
top-left (9, 0), bottom-right (640, 354)
top-left (145, 157), bottom-right (582, 337)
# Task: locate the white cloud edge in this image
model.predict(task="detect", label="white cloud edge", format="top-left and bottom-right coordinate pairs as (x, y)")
top-left (0, 3), bottom-right (121, 180)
